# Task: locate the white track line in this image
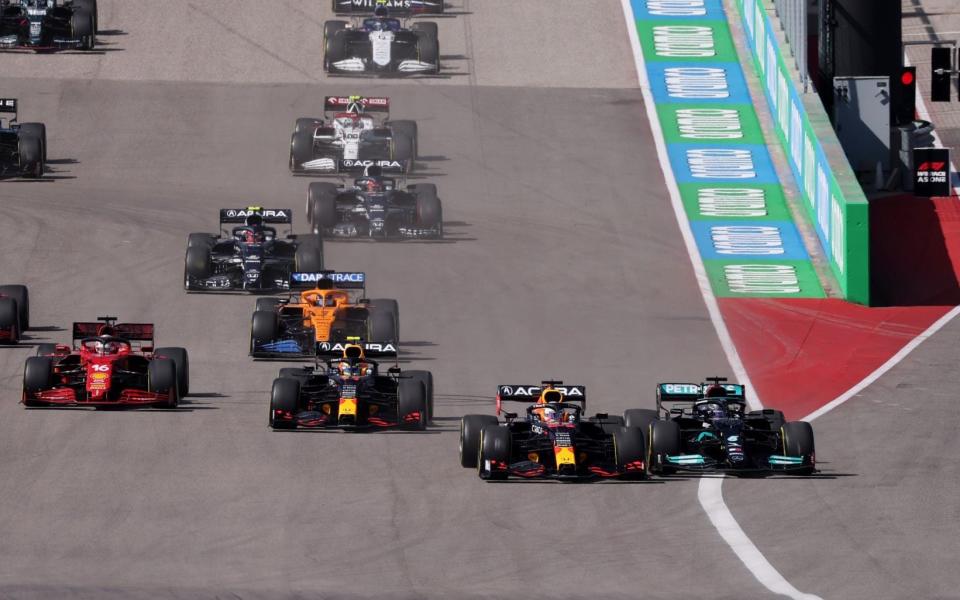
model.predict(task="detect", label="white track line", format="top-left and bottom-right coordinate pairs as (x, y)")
top-left (617, 2), bottom-right (821, 598)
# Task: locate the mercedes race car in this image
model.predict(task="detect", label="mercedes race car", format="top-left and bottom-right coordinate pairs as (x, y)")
top-left (332, 0), bottom-right (443, 16)
top-left (306, 174), bottom-right (442, 239)
top-left (269, 340), bottom-right (432, 431)
top-left (289, 95), bottom-right (417, 175)
top-left (184, 207), bottom-right (324, 293)
top-left (0, 0), bottom-right (97, 51)
top-left (642, 377), bottom-right (816, 475)
top-left (22, 317), bottom-right (189, 408)
top-left (324, 5), bottom-right (439, 76)
top-left (459, 382), bottom-right (649, 481)
top-left (0, 284), bottom-right (29, 343)
top-left (0, 98), bottom-right (46, 178)
top-left (250, 271), bottom-right (399, 359)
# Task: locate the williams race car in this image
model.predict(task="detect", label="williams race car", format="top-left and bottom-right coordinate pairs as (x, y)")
top-left (459, 382), bottom-right (649, 481)
top-left (0, 284), bottom-right (29, 343)
top-left (250, 271), bottom-right (399, 359)
top-left (289, 95), bottom-right (417, 175)
top-left (269, 340), bottom-right (432, 431)
top-left (184, 207), bottom-right (324, 293)
top-left (642, 377), bottom-right (816, 475)
top-left (306, 173), bottom-right (442, 239)
top-left (332, 0), bottom-right (443, 16)
top-left (324, 5), bottom-right (439, 76)
top-left (0, 0), bottom-right (97, 51)
top-left (22, 316), bottom-right (189, 408)
top-left (0, 98), bottom-right (46, 178)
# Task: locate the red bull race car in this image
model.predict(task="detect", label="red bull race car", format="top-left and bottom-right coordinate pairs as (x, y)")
top-left (459, 381), bottom-right (648, 481)
top-left (22, 317), bottom-right (189, 409)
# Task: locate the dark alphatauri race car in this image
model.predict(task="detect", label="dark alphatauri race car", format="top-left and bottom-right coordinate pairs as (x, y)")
top-left (269, 339), bottom-right (432, 431)
top-left (0, 0), bottom-right (97, 51)
top-left (290, 95), bottom-right (416, 176)
top-left (324, 5), bottom-right (439, 76)
top-left (332, 0), bottom-right (443, 16)
top-left (459, 382), bottom-right (649, 481)
top-left (306, 172), bottom-right (442, 239)
top-left (250, 271), bottom-right (399, 359)
top-left (640, 377), bottom-right (816, 475)
top-left (0, 284), bottom-right (29, 343)
top-left (22, 316), bottom-right (189, 408)
top-left (0, 98), bottom-right (46, 178)
top-left (184, 207), bottom-right (324, 293)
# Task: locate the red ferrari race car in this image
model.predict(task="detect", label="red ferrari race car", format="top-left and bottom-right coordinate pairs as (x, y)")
top-left (22, 316), bottom-right (189, 409)
top-left (0, 284), bottom-right (29, 343)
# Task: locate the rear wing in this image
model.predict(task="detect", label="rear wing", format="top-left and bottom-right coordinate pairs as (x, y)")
top-left (219, 207), bottom-right (293, 225)
top-left (290, 271), bottom-right (366, 290)
top-left (332, 0), bottom-right (444, 16)
top-left (316, 340), bottom-right (397, 358)
top-left (496, 383), bottom-right (586, 415)
top-left (73, 320), bottom-right (155, 351)
top-left (339, 159), bottom-right (407, 174)
top-left (656, 381), bottom-right (747, 415)
top-left (324, 96), bottom-right (390, 117)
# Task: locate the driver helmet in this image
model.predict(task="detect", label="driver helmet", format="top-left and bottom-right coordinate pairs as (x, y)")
top-left (541, 406), bottom-right (558, 424)
top-left (704, 384), bottom-right (728, 398)
top-left (243, 214), bottom-right (265, 243)
top-left (698, 402), bottom-right (726, 421)
top-left (374, 3), bottom-right (389, 18)
top-left (364, 178), bottom-right (383, 193)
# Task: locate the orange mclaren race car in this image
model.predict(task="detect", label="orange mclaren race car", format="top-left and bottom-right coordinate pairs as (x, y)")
top-left (459, 381), bottom-right (649, 481)
top-left (269, 338), bottom-right (433, 431)
top-left (249, 271), bottom-right (398, 359)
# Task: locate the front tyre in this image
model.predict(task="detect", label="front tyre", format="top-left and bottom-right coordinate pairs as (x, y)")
top-left (459, 414), bottom-right (497, 468)
top-left (270, 377), bottom-right (301, 429)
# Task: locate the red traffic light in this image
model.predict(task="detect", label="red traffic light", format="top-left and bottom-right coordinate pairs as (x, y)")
top-left (901, 70), bottom-right (916, 86)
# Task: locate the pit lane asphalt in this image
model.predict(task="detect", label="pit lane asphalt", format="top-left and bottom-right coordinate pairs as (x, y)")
top-left (0, 1), bottom-right (779, 598)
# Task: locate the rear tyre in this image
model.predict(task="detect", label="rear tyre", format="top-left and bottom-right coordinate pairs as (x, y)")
top-left (366, 307), bottom-right (397, 346)
top-left (385, 120), bottom-right (418, 161)
top-left (478, 425), bottom-right (510, 480)
top-left (623, 408), bottom-right (659, 433)
top-left (406, 370), bottom-right (433, 422)
top-left (460, 414), bottom-right (497, 468)
top-left (250, 310), bottom-right (280, 354)
top-left (270, 377), bottom-right (301, 429)
top-left (154, 347), bottom-right (189, 397)
top-left (294, 235), bottom-right (324, 272)
top-left (0, 285), bottom-right (29, 330)
top-left (19, 123), bottom-right (46, 164)
top-left (781, 421), bottom-right (816, 475)
top-left (414, 184), bottom-right (442, 229)
top-left (648, 420), bottom-right (681, 475)
top-left (391, 132), bottom-right (415, 172)
top-left (17, 130), bottom-right (42, 178)
top-left (368, 298), bottom-right (399, 339)
top-left (184, 245), bottom-right (212, 280)
top-left (308, 182), bottom-right (339, 229)
top-left (397, 378), bottom-right (427, 430)
top-left (22, 356), bottom-right (52, 406)
top-left (0, 298), bottom-right (19, 344)
top-left (148, 359), bottom-right (179, 408)
top-left (613, 426), bottom-right (647, 478)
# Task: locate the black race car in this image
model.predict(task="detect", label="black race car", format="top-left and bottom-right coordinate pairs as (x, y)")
top-left (332, 0), bottom-right (443, 16)
top-left (324, 7), bottom-right (439, 76)
top-left (0, 98), bottom-right (46, 178)
top-left (459, 382), bottom-right (649, 481)
top-left (0, 0), bottom-right (96, 51)
top-left (250, 271), bottom-right (399, 359)
top-left (641, 377), bottom-right (816, 475)
top-left (306, 174), bottom-right (442, 239)
top-left (0, 284), bottom-right (29, 343)
top-left (269, 341), bottom-right (432, 431)
top-left (184, 207), bottom-right (324, 293)
top-left (289, 95), bottom-right (416, 176)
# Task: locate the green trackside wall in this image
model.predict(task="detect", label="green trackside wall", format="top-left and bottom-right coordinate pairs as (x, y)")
top-left (734, 0), bottom-right (870, 304)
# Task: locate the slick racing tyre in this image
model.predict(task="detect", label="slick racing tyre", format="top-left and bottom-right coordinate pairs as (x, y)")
top-left (18, 123), bottom-right (46, 164)
top-left (70, 7), bottom-right (95, 50)
top-left (148, 359), bottom-right (179, 409)
top-left (187, 233), bottom-right (215, 249)
top-left (35, 343), bottom-right (57, 356)
top-left (413, 184), bottom-right (442, 229)
top-left (748, 408), bottom-right (785, 431)
top-left (613, 426), bottom-right (647, 479)
top-left (366, 308), bottom-right (397, 346)
top-left (17, 131), bottom-right (42, 178)
top-left (411, 22), bottom-right (439, 74)
top-left (368, 298), bottom-right (399, 339)
top-left (781, 421), bottom-right (816, 475)
top-left (323, 20), bottom-right (348, 70)
top-left (648, 420), bottom-right (681, 475)
top-left (294, 234), bottom-right (324, 272)
top-left (184, 246), bottom-right (212, 280)
top-left (22, 356), bottom-right (53, 407)
top-left (623, 408), bottom-right (659, 433)
top-left (0, 284), bottom-right (29, 330)
top-left (290, 127), bottom-right (315, 173)
top-left (406, 370), bottom-right (433, 422)
top-left (398, 378), bottom-right (427, 431)
top-left (385, 120), bottom-right (418, 161)
top-left (460, 414), bottom-right (497, 468)
top-left (154, 347), bottom-right (189, 397)
top-left (270, 377), bottom-right (300, 430)
top-left (307, 182), bottom-right (339, 229)
top-left (250, 311), bottom-right (280, 353)
top-left (73, 0), bottom-right (98, 33)
top-left (295, 117), bottom-right (320, 136)
top-left (478, 425), bottom-right (510, 480)
top-left (0, 298), bottom-right (20, 344)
